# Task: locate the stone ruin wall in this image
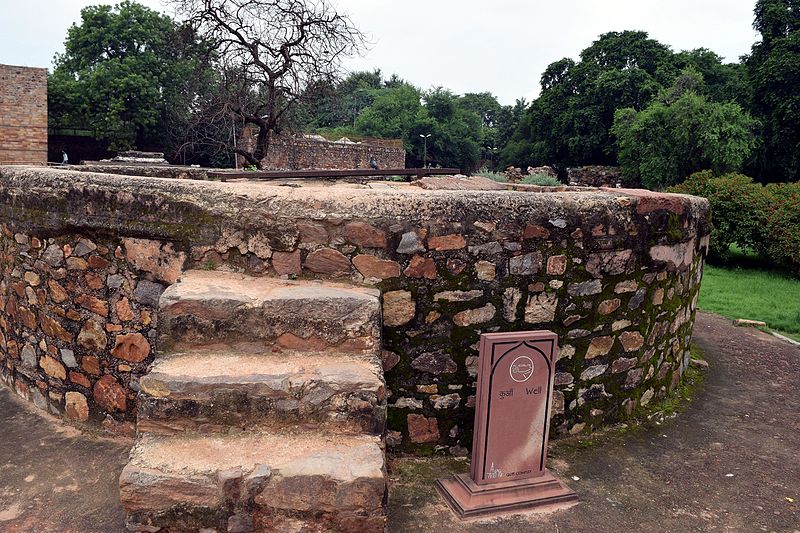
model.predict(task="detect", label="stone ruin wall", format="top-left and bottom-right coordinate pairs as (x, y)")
top-left (260, 135), bottom-right (406, 170)
top-left (568, 165), bottom-right (623, 188)
top-left (0, 166), bottom-right (710, 453)
top-left (0, 64), bottom-right (48, 166)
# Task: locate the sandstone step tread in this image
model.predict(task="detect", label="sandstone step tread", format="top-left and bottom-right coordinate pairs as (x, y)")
top-left (160, 270), bottom-right (381, 357)
top-left (160, 270), bottom-right (380, 311)
top-left (143, 350), bottom-right (384, 392)
top-left (137, 350), bottom-right (386, 435)
top-left (120, 431), bottom-right (386, 531)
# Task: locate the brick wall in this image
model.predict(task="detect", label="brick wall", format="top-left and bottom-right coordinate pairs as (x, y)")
top-left (259, 135), bottom-right (405, 170)
top-left (0, 64), bottom-right (47, 165)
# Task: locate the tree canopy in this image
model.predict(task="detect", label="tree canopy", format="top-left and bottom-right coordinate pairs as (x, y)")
top-left (49, 1), bottom-right (210, 151)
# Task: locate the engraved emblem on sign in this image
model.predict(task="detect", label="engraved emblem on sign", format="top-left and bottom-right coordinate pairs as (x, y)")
top-left (509, 356), bottom-right (534, 382)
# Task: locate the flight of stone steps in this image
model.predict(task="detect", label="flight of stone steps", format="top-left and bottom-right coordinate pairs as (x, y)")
top-left (119, 270), bottom-right (388, 533)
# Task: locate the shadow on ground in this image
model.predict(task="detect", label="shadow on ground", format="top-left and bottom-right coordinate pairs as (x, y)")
top-left (0, 312), bottom-right (797, 532)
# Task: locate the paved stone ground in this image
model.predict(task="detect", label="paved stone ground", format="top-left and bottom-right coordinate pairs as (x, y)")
top-left (0, 311), bottom-right (798, 532)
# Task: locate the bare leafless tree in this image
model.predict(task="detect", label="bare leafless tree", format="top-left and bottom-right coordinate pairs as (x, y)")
top-left (169, 0), bottom-right (366, 168)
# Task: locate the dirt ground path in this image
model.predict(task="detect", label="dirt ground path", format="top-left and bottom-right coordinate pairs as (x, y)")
top-left (1, 311), bottom-right (798, 532)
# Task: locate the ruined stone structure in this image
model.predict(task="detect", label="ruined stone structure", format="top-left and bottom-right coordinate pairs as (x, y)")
top-left (0, 64), bottom-right (47, 165)
top-left (257, 134), bottom-right (405, 170)
top-left (567, 165), bottom-right (623, 188)
top-left (0, 166), bottom-right (710, 531)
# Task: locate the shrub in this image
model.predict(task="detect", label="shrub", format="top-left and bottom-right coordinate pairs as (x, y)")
top-left (761, 182), bottom-right (800, 273)
top-left (521, 172), bottom-right (561, 186)
top-left (475, 167), bottom-right (506, 182)
top-left (670, 171), bottom-right (800, 273)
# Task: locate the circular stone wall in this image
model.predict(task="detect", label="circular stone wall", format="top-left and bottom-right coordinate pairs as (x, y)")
top-left (0, 167), bottom-right (710, 452)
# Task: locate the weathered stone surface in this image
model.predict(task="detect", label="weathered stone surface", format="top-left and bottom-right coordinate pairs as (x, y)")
top-left (304, 248), bottom-right (351, 275)
top-left (298, 222), bottom-right (328, 244)
top-left (111, 333), bottom-right (151, 363)
top-left (393, 397), bottom-right (423, 410)
top-left (509, 252), bottom-right (542, 275)
top-left (428, 234), bottom-right (466, 251)
top-left (580, 364), bottom-right (608, 381)
top-left (77, 320), bottom-right (107, 351)
top-left (502, 287), bottom-right (521, 322)
top-left (468, 242), bottom-right (503, 255)
top-left (381, 350), bottom-right (400, 371)
top-left (629, 288), bottom-right (647, 310)
top-left (586, 336), bottom-right (614, 359)
top-left (524, 292), bottom-right (558, 324)
top-left (65, 391), bottom-right (89, 421)
top-left (432, 393), bottom-right (461, 410)
top-left (598, 298), bottom-right (621, 315)
top-left (123, 238), bottom-right (185, 284)
top-left (453, 303), bottom-right (495, 326)
top-left (138, 352), bottom-right (385, 434)
top-left (121, 433), bottom-right (386, 531)
top-left (73, 238), bottom-right (97, 257)
top-left (133, 280), bottom-right (165, 308)
top-left (434, 290), bottom-right (483, 302)
top-left (407, 414), bottom-right (439, 443)
top-left (116, 298), bottom-right (135, 322)
top-left (652, 288), bottom-right (665, 305)
top-left (612, 357), bottom-right (638, 374)
top-left (475, 260), bottom-right (496, 281)
top-left (93, 375), bottom-right (126, 412)
top-left (568, 279), bottom-right (602, 297)
top-left (352, 255), bottom-right (400, 280)
top-left (523, 224), bottom-right (550, 239)
top-left (619, 331), bottom-right (645, 352)
top-left (586, 250), bottom-right (633, 278)
top-left (403, 255), bottom-right (437, 279)
top-left (272, 250), bottom-right (302, 276)
top-left (640, 388), bottom-right (655, 406)
top-left (42, 244), bottom-right (64, 267)
top-left (61, 348), bottom-right (77, 368)
top-left (547, 255), bottom-right (567, 275)
top-left (48, 280), bottom-right (69, 303)
top-left (411, 351), bottom-right (457, 375)
top-left (383, 290), bottom-right (415, 327)
top-left (615, 280), bottom-right (638, 293)
top-left (76, 294), bottom-right (109, 317)
top-left (343, 222), bottom-right (387, 248)
top-left (396, 232), bottom-right (425, 254)
top-left (40, 356), bottom-right (66, 380)
top-left (40, 314), bottom-right (73, 343)
top-left (24, 271), bottom-right (41, 287)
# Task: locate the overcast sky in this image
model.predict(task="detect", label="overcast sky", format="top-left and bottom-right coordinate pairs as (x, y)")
top-left (0, 0), bottom-right (760, 104)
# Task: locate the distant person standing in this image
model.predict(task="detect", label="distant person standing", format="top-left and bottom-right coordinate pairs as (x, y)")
top-left (61, 151), bottom-right (69, 165)
top-left (369, 156), bottom-right (379, 170)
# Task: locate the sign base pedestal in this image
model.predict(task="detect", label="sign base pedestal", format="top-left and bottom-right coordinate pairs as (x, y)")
top-left (436, 470), bottom-right (577, 519)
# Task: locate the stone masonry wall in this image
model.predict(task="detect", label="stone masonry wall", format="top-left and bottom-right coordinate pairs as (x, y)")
top-left (0, 64), bottom-right (47, 165)
top-left (0, 167), bottom-right (710, 453)
top-left (260, 135), bottom-right (405, 170)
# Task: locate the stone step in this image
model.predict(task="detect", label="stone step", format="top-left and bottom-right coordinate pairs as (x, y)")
top-left (159, 270), bottom-right (381, 359)
top-left (137, 350), bottom-right (386, 436)
top-left (120, 431), bottom-right (387, 533)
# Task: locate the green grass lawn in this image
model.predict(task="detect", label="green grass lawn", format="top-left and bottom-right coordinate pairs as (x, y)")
top-left (698, 261), bottom-right (800, 341)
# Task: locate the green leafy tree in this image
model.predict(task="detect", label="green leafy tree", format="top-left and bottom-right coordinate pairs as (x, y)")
top-left (613, 75), bottom-right (757, 189)
top-left (49, 1), bottom-right (210, 152)
top-left (502, 31), bottom-right (676, 169)
top-left (746, 0), bottom-right (800, 182)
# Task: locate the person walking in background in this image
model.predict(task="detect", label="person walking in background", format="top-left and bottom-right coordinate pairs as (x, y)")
top-left (61, 151), bottom-right (69, 165)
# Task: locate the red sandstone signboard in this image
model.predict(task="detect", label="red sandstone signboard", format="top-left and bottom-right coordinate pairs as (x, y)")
top-left (437, 331), bottom-right (577, 518)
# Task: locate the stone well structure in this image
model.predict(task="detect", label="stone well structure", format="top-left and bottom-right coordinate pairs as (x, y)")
top-left (0, 166), bottom-right (710, 449)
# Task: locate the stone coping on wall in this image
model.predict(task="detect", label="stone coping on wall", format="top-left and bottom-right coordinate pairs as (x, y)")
top-left (0, 166), bottom-right (708, 235)
top-left (0, 165), bottom-right (711, 451)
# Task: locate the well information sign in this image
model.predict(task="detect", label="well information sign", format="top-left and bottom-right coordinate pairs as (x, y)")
top-left (436, 330), bottom-right (577, 518)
